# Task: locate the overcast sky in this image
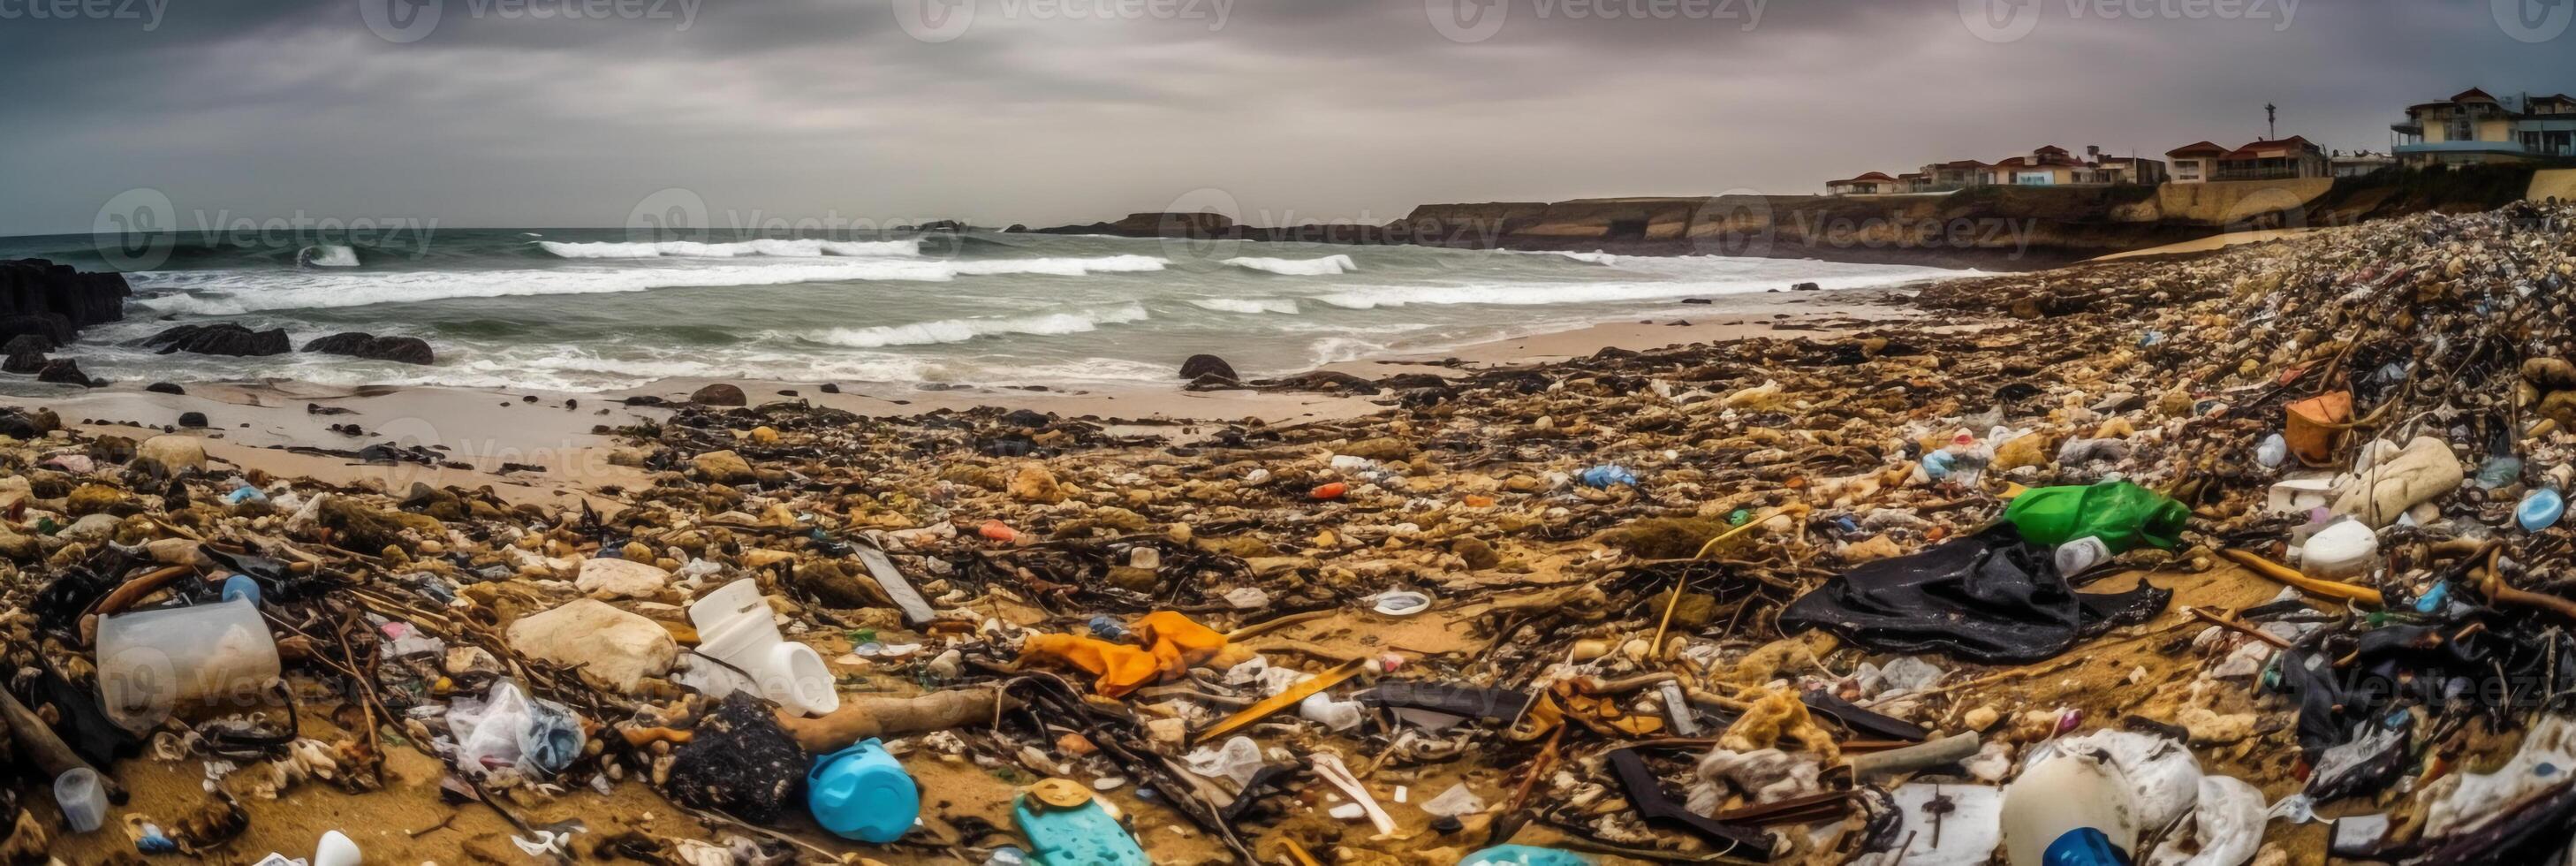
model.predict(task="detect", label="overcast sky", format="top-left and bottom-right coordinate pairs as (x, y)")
top-left (2, 0), bottom-right (2569, 236)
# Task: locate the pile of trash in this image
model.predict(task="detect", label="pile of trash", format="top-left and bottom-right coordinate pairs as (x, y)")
top-left (0, 201), bottom-right (2571, 864)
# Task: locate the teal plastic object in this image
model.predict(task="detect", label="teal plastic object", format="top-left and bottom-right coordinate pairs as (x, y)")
top-left (1013, 793), bottom-right (1148, 866)
top-left (2004, 481), bottom-right (2189, 553)
top-left (807, 739), bottom-right (919, 843)
top-left (1460, 845), bottom-right (1595, 866)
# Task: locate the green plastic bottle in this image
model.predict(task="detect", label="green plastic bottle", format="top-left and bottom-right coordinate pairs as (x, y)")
top-left (2003, 481), bottom-right (2188, 553)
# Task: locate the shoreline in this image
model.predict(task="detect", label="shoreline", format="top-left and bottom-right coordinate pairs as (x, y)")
top-left (3, 285), bottom-right (1931, 495)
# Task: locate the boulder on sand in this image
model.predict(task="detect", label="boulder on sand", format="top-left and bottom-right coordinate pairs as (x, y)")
top-left (303, 331), bottom-right (436, 365)
top-left (142, 323), bottom-right (292, 357)
top-left (689, 383), bottom-right (747, 406)
top-left (1178, 354), bottom-right (1238, 382)
top-left (575, 556), bottom-right (671, 599)
top-left (137, 434), bottom-right (208, 471)
top-left (35, 359), bottom-right (95, 387)
top-left (506, 598), bottom-right (678, 695)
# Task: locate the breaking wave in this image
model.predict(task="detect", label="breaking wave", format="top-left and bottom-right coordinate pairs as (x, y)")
top-left (536, 239), bottom-right (924, 259)
top-left (1187, 297), bottom-right (1301, 315)
top-left (298, 245), bottom-right (360, 267)
top-left (809, 304), bottom-right (1151, 347)
top-left (1223, 254), bottom-right (1356, 276)
top-left (130, 255), bottom-right (1175, 315)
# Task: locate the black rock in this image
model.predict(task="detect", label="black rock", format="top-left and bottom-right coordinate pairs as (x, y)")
top-left (1791, 281), bottom-right (1822, 291)
top-left (817, 383), bottom-right (840, 394)
top-left (1000, 408), bottom-right (1051, 429)
top-left (3, 350), bottom-right (44, 374)
top-left (688, 383), bottom-right (747, 406)
top-left (3, 334), bottom-right (53, 355)
top-left (0, 412), bottom-right (37, 439)
top-left (35, 358), bottom-right (95, 387)
top-left (0, 259), bottom-right (131, 341)
top-left (1178, 353), bottom-right (1238, 382)
top-left (141, 323), bottom-right (292, 357)
top-left (145, 382), bottom-right (186, 395)
top-left (178, 411), bottom-right (208, 428)
top-left (302, 331), bottom-right (436, 365)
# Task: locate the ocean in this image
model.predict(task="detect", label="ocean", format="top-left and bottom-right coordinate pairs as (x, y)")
top-left (0, 229), bottom-right (1975, 392)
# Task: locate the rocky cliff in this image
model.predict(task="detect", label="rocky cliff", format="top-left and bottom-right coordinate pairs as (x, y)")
top-left (1012, 168), bottom-right (2544, 269)
top-left (0, 259), bottom-right (131, 346)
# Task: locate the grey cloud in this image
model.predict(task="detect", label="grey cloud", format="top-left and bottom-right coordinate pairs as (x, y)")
top-left (2, 0), bottom-right (2569, 236)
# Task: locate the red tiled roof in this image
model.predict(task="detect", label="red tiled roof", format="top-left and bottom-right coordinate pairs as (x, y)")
top-left (1830, 171), bottom-right (1898, 185)
top-left (2165, 141), bottom-right (2227, 157)
top-left (2451, 87), bottom-right (2497, 103)
top-left (1930, 159), bottom-right (1991, 169)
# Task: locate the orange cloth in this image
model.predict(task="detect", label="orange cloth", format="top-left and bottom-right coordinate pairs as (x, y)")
top-left (1021, 612), bottom-right (1229, 697)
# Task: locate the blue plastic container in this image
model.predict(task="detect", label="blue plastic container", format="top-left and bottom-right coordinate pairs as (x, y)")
top-left (808, 739), bottom-right (919, 843)
top-left (1013, 790), bottom-right (1147, 866)
top-left (1461, 845), bottom-right (1595, 866)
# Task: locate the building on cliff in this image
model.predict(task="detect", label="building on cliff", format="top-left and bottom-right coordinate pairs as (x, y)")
top-left (2391, 88), bottom-right (2576, 166)
top-left (1989, 146), bottom-right (2168, 186)
top-left (1824, 171), bottom-right (1901, 195)
top-left (2165, 137), bottom-right (2329, 183)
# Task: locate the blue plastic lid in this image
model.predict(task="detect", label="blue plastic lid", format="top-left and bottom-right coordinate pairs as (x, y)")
top-left (220, 574), bottom-right (261, 604)
top-left (2043, 827), bottom-right (2125, 866)
top-left (808, 738), bottom-right (919, 843)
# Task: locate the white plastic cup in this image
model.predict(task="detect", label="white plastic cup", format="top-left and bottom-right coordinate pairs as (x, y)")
top-left (54, 768), bottom-right (107, 833)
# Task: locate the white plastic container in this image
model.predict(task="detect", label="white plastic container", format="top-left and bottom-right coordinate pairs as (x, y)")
top-left (96, 598), bottom-right (280, 732)
top-left (686, 579), bottom-right (838, 716)
top-left (54, 768), bottom-right (106, 833)
top-left (314, 830), bottom-right (361, 866)
top-left (2299, 520), bottom-right (2379, 579)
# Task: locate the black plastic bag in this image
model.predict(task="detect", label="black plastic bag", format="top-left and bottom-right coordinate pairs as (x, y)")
top-left (1778, 526), bottom-right (2169, 664)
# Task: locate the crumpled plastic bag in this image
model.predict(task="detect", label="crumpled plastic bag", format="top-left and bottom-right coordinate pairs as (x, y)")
top-left (446, 680), bottom-right (583, 779)
top-left (1778, 526), bottom-right (2169, 664)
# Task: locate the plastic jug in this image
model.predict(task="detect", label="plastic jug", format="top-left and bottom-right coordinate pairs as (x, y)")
top-left (1013, 780), bottom-right (1148, 866)
top-left (97, 597), bottom-right (281, 733)
top-left (686, 579), bottom-right (838, 716)
top-left (2004, 482), bottom-right (2188, 553)
top-left (807, 738), bottom-right (919, 843)
top-left (2000, 751), bottom-right (2140, 866)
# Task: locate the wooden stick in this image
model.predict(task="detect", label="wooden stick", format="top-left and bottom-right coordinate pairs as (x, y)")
top-left (2186, 606), bottom-right (2293, 650)
top-left (0, 691), bottom-right (121, 801)
top-left (2218, 549), bottom-right (2383, 606)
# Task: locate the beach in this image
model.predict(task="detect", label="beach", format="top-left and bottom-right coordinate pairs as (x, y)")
top-left (8, 203), bottom-right (2576, 864)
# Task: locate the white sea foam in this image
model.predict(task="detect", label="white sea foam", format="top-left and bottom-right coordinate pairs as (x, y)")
top-left (1187, 297), bottom-right (1300, 315)
top-left (1497, 249), bottom-right (1620, 265)
top-left (1223, 254), bottom-right (1356, 276)
top-left (299, 245), bottom-right (360, 267)
top-left (130, 255), bottom-right (1172, 315)
top-left (1309, 268), bottom-right (1963, 309)
top-left (536, 239), bottom-right (923, 259)
top-left (810, 304), bottom-right (1151, 348)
